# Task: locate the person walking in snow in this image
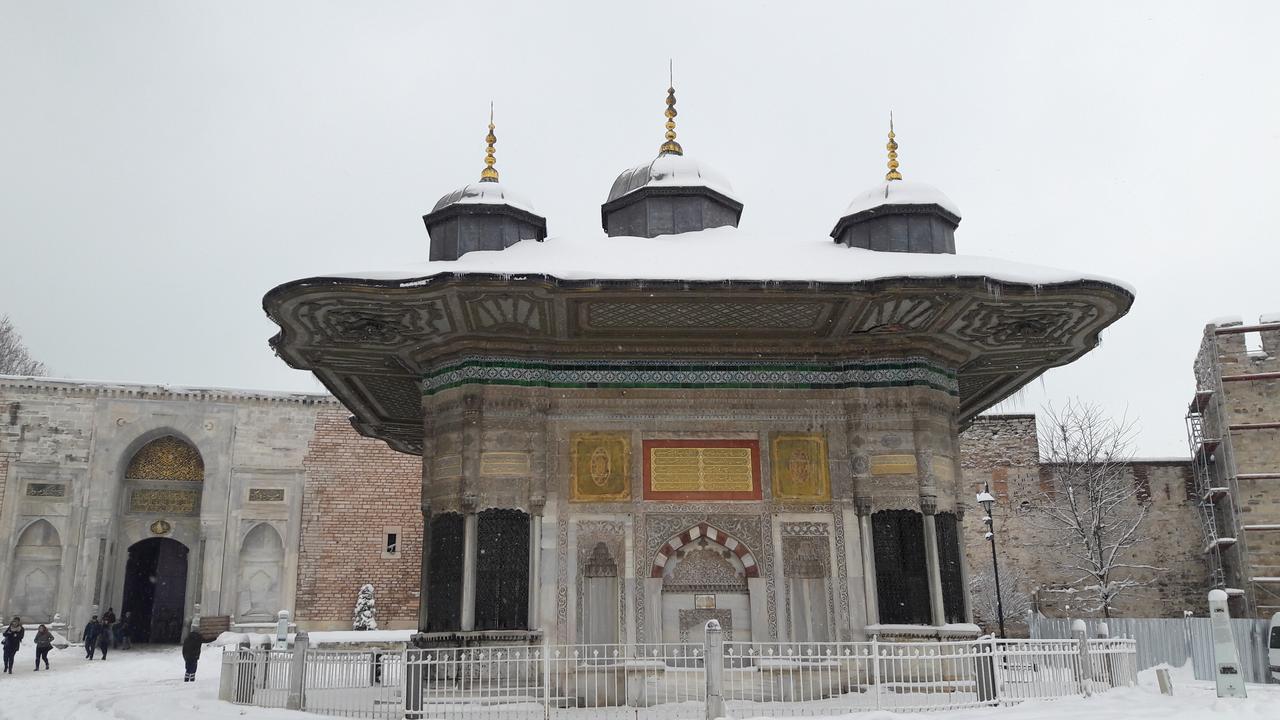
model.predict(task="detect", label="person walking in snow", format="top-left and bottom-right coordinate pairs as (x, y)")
top-left (83, 616), bottom-right (101, 659)
top-left (2, 616), bottom-right (24, 674)
top-left (116, 612), bottom-right (132, 650)
top-left (181, 628), bottom-right (203, 682)
top-left (33, 624), bottom-right (52, 671)
top-left (95, 619), bottom-right (111, 660)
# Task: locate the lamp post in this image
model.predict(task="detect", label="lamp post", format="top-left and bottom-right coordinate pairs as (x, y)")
top-left (976, 485), bottom-right (1006, 638)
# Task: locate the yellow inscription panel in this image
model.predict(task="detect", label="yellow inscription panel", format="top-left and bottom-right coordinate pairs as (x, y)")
top-left (649, 447), bottom-right (754, 493)
top-left (870, 454), bottom-right (918, 476)
top-left (570, 433), bottom-right (631, 501)
top-left (771, 434), bottom-right (831, 501)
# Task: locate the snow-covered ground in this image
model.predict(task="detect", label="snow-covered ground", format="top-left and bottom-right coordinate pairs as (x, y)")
top-left (0, 641), bottom-right (1275, 720)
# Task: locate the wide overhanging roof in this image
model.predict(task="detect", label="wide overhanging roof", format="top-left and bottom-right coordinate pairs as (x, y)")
top-left (264, 228), bottom-right (1133, 454)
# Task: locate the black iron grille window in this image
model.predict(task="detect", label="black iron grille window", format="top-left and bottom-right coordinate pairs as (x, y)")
top-left (873, 509), bottom-right (931, 625)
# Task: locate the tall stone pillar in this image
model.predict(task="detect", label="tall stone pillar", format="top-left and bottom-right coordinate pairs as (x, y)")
top-left (955, 506), bottom-right (974, 623)
top-left (460, 493), bottom-right (478, 632)
top-left (417, 496), bottom-right (432, 633)
top-left (855, 497), bottom-right (879, 626)
top-left (921, 494), bottom-right (946, 626)
top-left (527, 495), bottom-right (544, 631)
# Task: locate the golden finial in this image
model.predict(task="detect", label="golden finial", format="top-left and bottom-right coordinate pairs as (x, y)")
top-left (659, 60), bottom-right (683, 156)
top-left (885, 112), bottom-right (902, 182)
top-left (480, 103), bottom-right (499, 182)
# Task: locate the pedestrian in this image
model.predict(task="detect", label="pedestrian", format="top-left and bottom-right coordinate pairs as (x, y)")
top-left (96, 619), bottom-right (111, 660)
top-left (2, 616), bottom-right (24, 674)
top-left (181, 628), bottom-right (203, 682)
top-left (102, 607), bottom-right (117, 627)
top-left (119, 607), bottom-right (132, 648)
top-left (34, 624), bottom-right (53, 671)
top-left (83, 615), bottom-right (101, 659)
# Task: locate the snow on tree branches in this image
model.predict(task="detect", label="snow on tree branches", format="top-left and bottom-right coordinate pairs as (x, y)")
top-left (969, 567), bottom-right (1033, 631)
top-left (0, 315), bottom-right (47, 376)
top-left (1031, 401), bottom-right (1161, 618)
top-left (353, 583), bottom-right (378, 630)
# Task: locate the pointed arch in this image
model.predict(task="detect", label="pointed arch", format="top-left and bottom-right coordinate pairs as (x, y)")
top-left (650, 523), bottom-right (759, 578)
top-left (125, 435), bottom-right (204, 481)
top-left (9, 519), bottom-right (63, 623)
top-left (237, 523), bottom-right (284, 621)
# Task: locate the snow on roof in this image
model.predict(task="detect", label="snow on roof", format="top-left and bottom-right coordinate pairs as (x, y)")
top-left (1209, 315), bottom-right (1243, 327)
top-left (432, 181), bottom-right (536, 215)
top-left (843, 180), bottom-right (962, 218)
top-left (607, 153), bottom-right (737, 203)
top-left (0, 374), bottom-right (334, 403)
top-left (327, 226), bottom-right (1132, 293)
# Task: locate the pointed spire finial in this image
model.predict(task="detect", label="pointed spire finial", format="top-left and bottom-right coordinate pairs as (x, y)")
top-left (885, 112), bottom-right (902, 182)
top-left (659, 60), bottom-right (683, 156)
top-left (480, 102), bottom-right (499, 182)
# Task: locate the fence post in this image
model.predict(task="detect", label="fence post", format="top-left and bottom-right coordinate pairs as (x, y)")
top-left (274, 610), bottom-right (290, 651)
top-left (871, 637), bottom-right (881, 711)
top-left (1072, 620), bottom-right (1091, 698)
top-left (404, 642), bottom-right (422, 720)
top-left (975, 638), bottom-right (998, 705)
top-left (1095, 622), bottom-right (1115, 687)
top-left (287, 631), bottom-right (309, 710)
top-left (704, 620), bottom-right (725, 720)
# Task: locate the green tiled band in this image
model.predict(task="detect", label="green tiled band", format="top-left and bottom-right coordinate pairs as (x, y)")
top-left (422, 356), bottom-right (957, 396)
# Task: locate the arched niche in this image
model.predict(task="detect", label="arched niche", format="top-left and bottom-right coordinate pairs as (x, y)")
top-left (237, 523), bottom-right (285, 622)
top-left (657, 526), bottom-right (755, 644)
top-left (9, 520), bottom-right (62, 623)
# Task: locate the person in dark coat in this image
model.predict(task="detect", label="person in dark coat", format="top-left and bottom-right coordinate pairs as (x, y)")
top-left (96, 620), bottom-right (111, 659)
top-left (2, 616), bottom-right (24, 674)
top-left (181, 629), bottom-right (203, 682)
top-left (83, 616), bottom-right (101, 659)
top-left (116, 612), bottom-right (132, 650)
top-left (34, 625), bottom-right (53, 671)
top-left (102, 608), bottom-right (117, 626)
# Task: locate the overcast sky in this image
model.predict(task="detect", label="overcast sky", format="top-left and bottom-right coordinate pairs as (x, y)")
top-left (2, 1), bottom-right (1277, 457)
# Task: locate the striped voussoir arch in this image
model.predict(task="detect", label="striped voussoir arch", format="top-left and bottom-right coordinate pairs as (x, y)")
top-left (650, 522), bottom-right (759, 578)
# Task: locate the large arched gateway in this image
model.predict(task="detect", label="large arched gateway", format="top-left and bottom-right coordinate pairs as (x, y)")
top-left (122, 537), bottom-right (189, 643)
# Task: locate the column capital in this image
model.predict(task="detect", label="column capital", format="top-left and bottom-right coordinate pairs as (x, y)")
top-left (528, 494), bottom-right (546, 516)
top-left (854, 496), bottom-right (874, 517)
top-left (461, 492), bottom-right (479, 513)
top-left (919, 494), bottom-right (938, 516)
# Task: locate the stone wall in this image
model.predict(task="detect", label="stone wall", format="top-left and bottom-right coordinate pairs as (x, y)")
top-left (959, 414), bottom-right (1208, 626)
top-left (297, 407), bottom-right (423, 630)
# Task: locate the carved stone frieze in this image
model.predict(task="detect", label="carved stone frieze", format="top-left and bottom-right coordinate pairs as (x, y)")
top-left (948, 300), bottom-right (1100, 351)
top-left (463, 293), bottom-right (553, 335)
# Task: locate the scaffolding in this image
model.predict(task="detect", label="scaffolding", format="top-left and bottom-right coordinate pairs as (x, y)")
top-left (1185, 392), bottom-right (1230, 591)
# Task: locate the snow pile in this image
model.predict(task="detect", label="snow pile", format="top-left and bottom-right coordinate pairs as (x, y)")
top-left (327, 226), bottom-right (1132, 292)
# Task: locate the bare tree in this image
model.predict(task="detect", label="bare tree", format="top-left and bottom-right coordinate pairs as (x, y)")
top-left (969, 567), bottom-right (1033, 632)
top-left (1031, 401), bottom-right (1157, 618)
top-left (0, 315), bottom-right (47, 376)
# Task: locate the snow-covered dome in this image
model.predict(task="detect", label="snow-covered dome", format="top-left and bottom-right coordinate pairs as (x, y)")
top-left (606, 154), bottom-right (738, 203)
top-left (433, 181), bottom-right (535, 215)
top-left (843, 180), bottom-right (961, 219)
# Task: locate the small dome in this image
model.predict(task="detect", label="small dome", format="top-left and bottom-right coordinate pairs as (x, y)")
top-left (842, 180), bottom-right (961, 220)
top-left (433, 181), bottom-right (535, 215)
top-left (606, 154), bottom-right (737, 203)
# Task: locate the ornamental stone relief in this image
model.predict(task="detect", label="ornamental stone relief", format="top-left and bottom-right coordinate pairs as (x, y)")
top-left (126, 436), bottom-right (204, 481)
top-left (463, 293), bottom-right (552, 334)
top-left (355, 375), bottom-right (424, 421)
top-left (666, 545), bottom-right (745, 586)
top-left (25, 483), bottom-right (66, 498)
top-left (679, 608), bottom-right (733, 643)
top-left (949, 300), bottom-right (1100, 350)
top-left (305, 299), bottom-right (452, 346)
top-left (585, 301), bottom-right (825, 330)
top-left (781, 535), bottom-right (830, 579)
top-left (849, 295), bottom-right (947, 334)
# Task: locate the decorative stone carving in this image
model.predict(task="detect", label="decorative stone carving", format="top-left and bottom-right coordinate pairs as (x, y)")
top-left (849, 296), bottom-right (947, 334)
top-left (666, 544), bottom-right (746, 586)
top-left (679, 608), bottom-right (733, 643)
top-left (463, 293), bottom-right (552, 334)
top-left (586, 301), bottom-right (824, 330)
top-left (782, 535), bottom-right (830, 579)
top-left (950, 300), bottom-right (1101, 350)
top-left (780, 521), bottom-right (830, 537)
top-left (25, 483), bottom-right (65, 498)
top-left (479, 452), bottom-right (531, 477)
top-left (307, 299), bottom-right (452, 345)
top-left (248, 488), bottom-right (285, 502)
top-left (126, 436), bottom-right (204, 481)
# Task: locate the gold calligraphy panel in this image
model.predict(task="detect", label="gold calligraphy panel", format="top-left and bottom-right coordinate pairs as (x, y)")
top-left (771, 434), bottom-right (830, 501)
top-left (643, 440), bottom-right (761, 500)
top-left (130, 488), bottom-right (200, 515)
top-left (570, 433), bottom-right (630, 502)
top-left (480, 452), bottom-right (531, 477)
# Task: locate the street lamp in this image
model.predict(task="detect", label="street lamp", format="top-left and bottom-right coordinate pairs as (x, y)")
top-left (976, 485), bottom-right (1006, 638)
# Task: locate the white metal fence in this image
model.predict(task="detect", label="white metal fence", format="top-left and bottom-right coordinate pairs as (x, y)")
top-left (1028, 613), bottom-right (1275, 684)
top-left (221, 632), bottom-right (1136, 720)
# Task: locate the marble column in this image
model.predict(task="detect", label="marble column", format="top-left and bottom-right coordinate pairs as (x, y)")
top-left (527, 495), bottom-right (544, 631)
top-left (921, 495), bottom-right (946, 626)
top-left (855, 497), bottom-right (879, 626)
top-left (460, 493), bottom-right (478, 632)
top-left (417, 497), bottom-right (432, 633)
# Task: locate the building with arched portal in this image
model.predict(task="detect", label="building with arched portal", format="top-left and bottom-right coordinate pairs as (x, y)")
top-left (0, 381), bottom-right (325, 640)
top-left (261, 88), bottom-right (1134, 644)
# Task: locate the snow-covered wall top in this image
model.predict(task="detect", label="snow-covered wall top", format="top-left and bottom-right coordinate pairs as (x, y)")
top-left (328, 226), bottom-right (1132, 293)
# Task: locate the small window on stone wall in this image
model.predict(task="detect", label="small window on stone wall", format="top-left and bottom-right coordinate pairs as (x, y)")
top-left (382, 527), bottom-right (401, 559)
